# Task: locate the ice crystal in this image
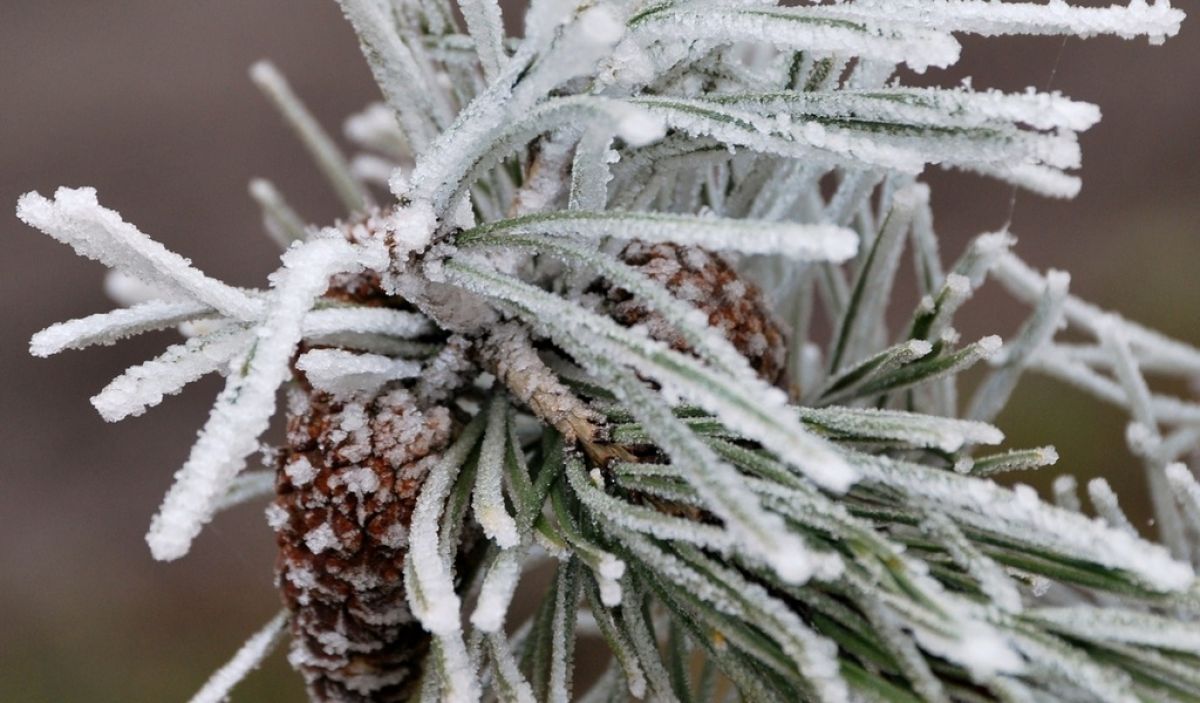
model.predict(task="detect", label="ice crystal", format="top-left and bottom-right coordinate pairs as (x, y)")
top-left (18, 0), bottom-right (1199, 701)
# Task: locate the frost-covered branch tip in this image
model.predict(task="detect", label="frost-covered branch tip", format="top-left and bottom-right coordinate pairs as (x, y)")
top-left (18, 0), bottom-right (1198, 701)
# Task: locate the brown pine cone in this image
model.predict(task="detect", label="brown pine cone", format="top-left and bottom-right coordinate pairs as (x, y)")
top-left (605, 241), bottom-right (788, 385)
top-left (325, 208), bottom-right (401, 307)
top-left (271, 383), bottom-right (456, 702)
top-left (272, 208), bottom-right (465, 702)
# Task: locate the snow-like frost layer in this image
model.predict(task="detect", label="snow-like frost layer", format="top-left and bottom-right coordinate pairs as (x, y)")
top-left (17, 188), bottom-right (260, 320)
top-left (295, 348), bottom-right (421, 398)
top-left (146, 235), bottom-right (384, 561)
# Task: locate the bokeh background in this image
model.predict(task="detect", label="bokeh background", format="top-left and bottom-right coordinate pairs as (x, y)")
top-left (1, 2), bottom-right (1196, 701)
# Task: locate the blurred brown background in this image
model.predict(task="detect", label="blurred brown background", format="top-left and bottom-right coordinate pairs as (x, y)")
top-left (1, 2), bottom-right (1196, 701)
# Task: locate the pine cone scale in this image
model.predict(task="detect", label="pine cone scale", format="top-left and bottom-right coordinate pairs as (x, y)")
top-left (607, 241), bottom-right (789, 385)
top-left (274, 383), bottom-right (454, 702)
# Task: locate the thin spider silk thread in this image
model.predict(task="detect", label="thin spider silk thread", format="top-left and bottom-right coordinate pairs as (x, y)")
top-left (1003, 36), bottom-right (1070, 233)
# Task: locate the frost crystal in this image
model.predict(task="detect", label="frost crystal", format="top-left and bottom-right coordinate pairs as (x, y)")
top-left (295, 348), bottom-right (421, 398)
top-left (19, 0), bottom-right (1199, 701)
top-left (18, 188), bottom-right (260, 320)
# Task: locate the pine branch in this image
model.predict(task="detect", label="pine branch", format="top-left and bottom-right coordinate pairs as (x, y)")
top-left (16, 1), bottom-right (1198, 701)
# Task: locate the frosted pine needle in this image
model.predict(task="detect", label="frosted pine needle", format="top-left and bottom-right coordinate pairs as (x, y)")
top-left (187, 611), bottom-right (288, 703)
top-left (17, 1), bottom-right (1199, 701)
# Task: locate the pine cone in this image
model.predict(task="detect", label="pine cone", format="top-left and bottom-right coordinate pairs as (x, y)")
top-left (605, 241), bottom-right (788, 385)
top-left (271, 212), bottom-right (466, 702)
top-left (272, 382), bottom-right (455, 702)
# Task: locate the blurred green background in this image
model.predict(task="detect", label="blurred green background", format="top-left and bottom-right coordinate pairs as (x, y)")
top-left (1, 2), bottom-right (1196, 701)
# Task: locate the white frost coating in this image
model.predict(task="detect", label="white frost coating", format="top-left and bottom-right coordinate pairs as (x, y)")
top-left (923, 512), bottom-right (1023, 613)
top-left (547, 564), bottom-right (579, 703)
top-left (1008, 630), bottom-right (1138, 703)
top-left (443, 258), bottom-right (858, 494)
top-left (819, 340), bottom-right (935, 405)
top-left (598, 578), bottom-right (622, 607)
top-left (565, 453), bottom-right (736, 552)
top-left (30, 299), bottom-right (214, 357)
top-left (17, 188), bottom-right (261, 320)
top-left (919, 619), bottom-right (1024, 681)
top-left (104, 270), bottom-right (173, 306)
top-left (847, 0), bottom-right (1184, 44)
top-left (458, 0), bottom-right (507, 82)
top-left (472, 210), bottom-right (858, 262)
top-left (923, 273), bottom-right (973, 344)
top-left (404, 417), bottom-right (485, 700)
top-left (860, 601), bottom-right (950, 702)
top-left (629, 5), bottom-right (961, 72)
top-left (416, 336), bottom-right (473, 405)
top-left (516, 5), bottom-right (626, 101)
top-left (853, 453), bottom-right (1194, 592)
top-left (283, 456), bottom-right (316, 486)
top-left (798, 406), bottom-right (1003, 452)
top-left (620, 531), bottom-right (850, 702)
top-left (704, 94), bottom-right (1093, 187)
top-left (146, 236), bottom-right (377, 561)
top-left (92, 326), bottom-right (252, 422)
top-left (587, 371), bottom-right (831, 586)
top-left (303, 306), bottom-right (431, 339)
top-left (597, 554), bottom-right (625, 581)
top-left (337, 0), bottom-right (455, 152)
top-left (965, 445), bottom-right (1059, 477)
top-left (473, 396), bottom-right (520, 549)
top-left (341, 466), bottom-right (380, 495)
top-left (471, 550), bottom-right (523, 632)
top-left (614, 559), bottom-right (723, 699)
top-left (569, 126), bottom-right (617, 213)
top-left (485, 631), bottom-right (536, 703)
top-left (304, 522), bottom-right (340, 554)
top-left (581, 590), bottom-right (646, 699)
top-left (1165, 463), bottom-right (1200, 536)
top-left (385, 199), bottom-right (438, 257)
top-left (187, 610), bottom-right (288, 703)
top-left (468, 233), bottom-right (762, 387)
top-left (610, 102), bottom-right (666, 148)
top-left (1097, 315), bottom-right (1158, 429)
top-left (1086, 478), bottom-right (1137, 536)
top-left (521, 0), bottom-right (577, 44)
top-left (627, 95), bottom-right (926, 175)
top-left (992, 162), bottom-right (1083, 199)
top-left (294, 348), bottom-right (421, 397)
top-left (1047, 342), bottom-right (1200, 377)
top-left (1126, 421), bottom-right (1160, 459)
top-left (264, 503), bottom-right (289, 531)
top-left (1030, 604), bottom-right (1200, 655)
top-left (725, 88), bottom-right (1101, 133)
top-left (578, 4), bottom-right (623, 44)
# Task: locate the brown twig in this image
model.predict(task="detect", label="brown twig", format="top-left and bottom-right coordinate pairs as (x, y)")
top-left (476, 321), bottom-right (635, 466)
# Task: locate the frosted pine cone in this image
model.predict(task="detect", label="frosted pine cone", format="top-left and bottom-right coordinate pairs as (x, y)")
top-left (269, 208), bottom-right (465, 702)
top-left (272, 381), bottom-right (455, 702)
top-left (605, 241), bottom-right (788, 384)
